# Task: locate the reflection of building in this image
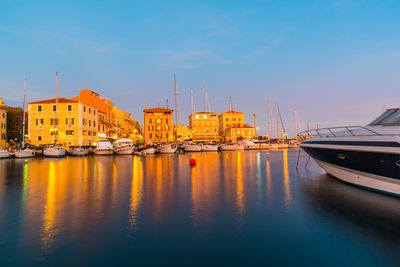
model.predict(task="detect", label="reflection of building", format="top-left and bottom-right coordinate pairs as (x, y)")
top-left (71, 89), bottom-right (115, 139)
top-left (189, 112), bottom-right (219, 142)
top-left (218, 110), bottom-right (245, 139)
top-left (224, 124), bottom-right (255, 143)
top-left (0, 103), bottom-right (6, 148)
top-left (174, 125), bottom-right (192, 142)
top-left (143, 107), bottom-right (173, 143)
top-left (27, 98), bottom-right (98, 147)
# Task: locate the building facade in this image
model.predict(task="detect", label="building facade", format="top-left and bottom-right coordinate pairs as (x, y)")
top-left (143, 107), bottom-right (173, 143)
top-left (189, 112), bottom-right (219, 142)
top-left (113, 107), bottom-right (142, 142)
top-left (174, 125), bottom-right (192, 143)
top-left (224, 124), bottom-right (255, 143)
top-left (0, 106), bottom-right (6, 148)
top-left (71, 89), bottom-right (115, 139)
top-left (218, 111), bottom-right (245, 139)
top-left (27, 98), bottom-right (98, 147)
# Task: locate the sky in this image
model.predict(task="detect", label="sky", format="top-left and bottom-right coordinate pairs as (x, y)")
top-left (1, 0), bottom-right (400, 137)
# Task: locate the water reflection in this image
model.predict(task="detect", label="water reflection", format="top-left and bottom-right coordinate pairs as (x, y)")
top-left (1, 151), bottom-right (400, 265)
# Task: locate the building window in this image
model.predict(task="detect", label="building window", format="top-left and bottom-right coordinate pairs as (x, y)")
top-left (160, 134), bottom-right (162, 139)
top-left (89, 108), bottom-right (91, 114)
top-left (156, 118), bottom-right (161, 124)
top-left (40, 119), bottom-right (43, 125)
top-left (226, 118), bottom-right (229, 121)
top-left (38, 105), bottom-right (42, 112)
top-left (94, 110), bottom-right (96, 115)
top-left (66, 118), bottom-right (68, 125)
top-left (93, 121), bottom-right (96, 127)
top-left (93, 132), bottom-right (96, 136)
top-left (1, 133), bottom-right (5, 140)
top-left (83, 131), bottom-right (87, 135)
top-left (71, 118), bottom-right (74, 125)
top-left (2, 112), bottom-right (4, 118)
top-left (89, 120), bottom-right (91, 127)
top-left (195, 115), bottom-right (199, 119)
top-left (38, 136), bottom-right (42, 141)
top-left (68, 105), bottom-right (72, 111)
top-left (66, 130), bottom-right (74, 135)
top-left (83, 119), bottom-right (85, 125)
top-left (36, 118), bottom-right (38, 125)
top-left (166, 118), bottom-right (168, 124)
top-left (149, 133), bottom-right (152, 139)
top-left (84, 106), bottom-right (86, 112)
top-left (53, 105), bottom-right (56, 111)
top-left (149, 118), bottom-right (152, 124)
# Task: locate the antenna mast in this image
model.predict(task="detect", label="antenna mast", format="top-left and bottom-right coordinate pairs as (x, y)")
top-left (267, 97), bottom-right (270, 140)
top-left (191, 88), bottom-right (194, 114)
top-left (55, 72), bottom-right (59, 143)
top-left (276, 103), bottom-right (279, 141)
top-left (204, 84), bottom-right (207, 113)
top-left (229, 96), bottom-right (232, 111)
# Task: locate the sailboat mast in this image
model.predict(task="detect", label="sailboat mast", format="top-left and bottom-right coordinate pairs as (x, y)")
top-left (267, 97), bottom-right (270, 140)
top-left (174, 75), bottom-right (177, 142)
top-left (204, 84), bottom-right (207, 113)
top-left (55, 72), bottom-right (59, 143)
top-left (294, 104), bottom-right (297, 138)
top-left (191, 88), bottom-right (194, 114)
top-left (19, 78), bottom-right (27, 147)
top-left (229, 96), bottom-right (232, 111)
top-left (276, 103), bottom-right (279, 141)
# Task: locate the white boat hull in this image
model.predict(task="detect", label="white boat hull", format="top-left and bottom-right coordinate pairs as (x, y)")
top-left (315, 159), bottom-right (400, 195)
top-left (114, 146), bottom-right (134, 155)
top-left (201, 145), bottom-right (219, 151)
top-left (95, 149), bottom-right (114, 155)
top-left (159, 145), bottom-right (177, 154)
top-left (258, 144), bottom-right (270, 150)
top-left (142, 147), bottom-right (156, 154)
top-left (184, 145), bottom-right (202, 152)
top-left (15, 149), bottom-right (35, 158)
top-left (44, 147), bottom-right (66, 157)
top-left (220, 144), bottom-right (244, 151)
top-left (0, 150), bottom-right (10, 159)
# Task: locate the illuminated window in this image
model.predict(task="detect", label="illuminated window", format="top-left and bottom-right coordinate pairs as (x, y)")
top-left (195, 115), bottom-right (199, 119)
top-left (156, 118), bottom-right (161, 124)
top-left (83, 131), bottom-right (87, 135)
top-left (203, 115), bottom-right (207, 119)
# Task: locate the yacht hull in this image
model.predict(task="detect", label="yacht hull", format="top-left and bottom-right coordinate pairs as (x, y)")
top-left (301, 145), bottom-right (400, 195)
top-left (95, 149), bottom-right (114, 155)
top-left (15, 150), bottom-right (35, 158)
top-left (184, 145), bottom-right (202, 152)
top-left (43, 148), bottom-right (66, 158)
top-left (201, 145), bottom-right (219, 151)
top-left (114, 146), bottom-right (134, 155)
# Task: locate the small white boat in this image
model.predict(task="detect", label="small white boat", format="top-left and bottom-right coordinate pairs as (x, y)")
top-left (258, 143), bottom-right (270, 150)
top-left (158, 144), bottom-right (177, 154)
top-left (270, 143), bottom-right (279, 149)
top-left (0, 149), bottom-right (10, 159)
top-left (95, 140), bottom-right (114, 155)
top-left (114, 138), bottom-right (135, 155)
top-left (219, 143), bottom-right (244, 151)
top-left (43, 145), bottom-right (66, 157)
top-left (69, 147), bottom-right (89, 156)
top-left (278, 143), bottom-right (289, 149)
top-left (184, 144), bottom-right (202, 152)
top-left (239, 140), bottom-right (259, 150)
top-left (201, 144), bottom-right (219, 152)
top-left (15, 149), bottom-right (35, 158)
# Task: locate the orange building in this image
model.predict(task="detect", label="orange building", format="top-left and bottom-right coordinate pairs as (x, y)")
top-left (71, 89), bottom-right (115, 139)
top-left (143, 107), bottom-right (173, 143)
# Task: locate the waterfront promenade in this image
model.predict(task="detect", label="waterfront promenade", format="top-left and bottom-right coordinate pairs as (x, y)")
top-left (1, 150), bottom-right (399, 266)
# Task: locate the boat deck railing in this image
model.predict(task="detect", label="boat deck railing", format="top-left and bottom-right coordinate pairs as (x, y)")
top-left (297, 126), bottom-right (387, 140)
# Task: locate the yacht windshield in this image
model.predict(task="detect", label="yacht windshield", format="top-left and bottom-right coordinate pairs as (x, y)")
top-left (369, 109), bottom-right (400, 126)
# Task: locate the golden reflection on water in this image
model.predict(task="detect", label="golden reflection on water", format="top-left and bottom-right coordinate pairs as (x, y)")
top-left (266, 159), bottom-right (272, 207)
top-left (128, 157), bottom-right (143, 233)
top-left (236, 152), bottom-right (245, 220)
top-left (42, 161), bottom-right (58, 250)
top-left (283, 149), bottom-right (292, 209)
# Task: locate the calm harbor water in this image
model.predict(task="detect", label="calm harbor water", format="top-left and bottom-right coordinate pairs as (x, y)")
top-left (1, 150), bottom-right (400, 266)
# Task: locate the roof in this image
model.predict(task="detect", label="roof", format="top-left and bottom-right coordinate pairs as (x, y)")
top-left (0, 105), bottom-right (21, 111)
top-left (27, 98), bottom-right (78, 105)
top-left (191, 111), bottom-right (218, 115)
top-left (144, 107), bottom-right (173, 112)
top-left (221, 110), bottom-right (245, 114)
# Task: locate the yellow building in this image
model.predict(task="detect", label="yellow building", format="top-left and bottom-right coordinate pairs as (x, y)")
top-left (189, 112), bottom-right (219, 142)
top-left (0, 105), bottom-right (6, 149)
top-left (224, 124), bottom-right (255, 143)
top-left (143, 107), bottom-right (173, 143)
top-left (174, 125), bottom-right (192, 142)
top-left (27, 98), bottom-right (98, 147)
top-left (218, 111), bottom-right (245, 138)
top-left (113, 107), bottom-right (142, 141)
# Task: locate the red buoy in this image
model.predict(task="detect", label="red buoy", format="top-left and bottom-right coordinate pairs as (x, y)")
top-left (189, 158), bottom-right (196, 166)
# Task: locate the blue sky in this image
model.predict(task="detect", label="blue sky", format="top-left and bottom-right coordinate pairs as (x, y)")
top-left (1, 0), bottom-right (400, 137)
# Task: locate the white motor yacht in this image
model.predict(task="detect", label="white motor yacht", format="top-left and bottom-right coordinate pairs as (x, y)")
top-left (114, 139), bottom-right (135, 155)
top-left (158, 144), bottom-right (177, 154)
top-left (136, 145), bottom-right (156, 155)
top-left (15, 148), bottom-right (35, 158)
top-left (95, 140), bottom-right (114, 155)
top-left (201, 144), bottom-right (219, 152)
top-left (299, 108), bottom-right (400, 196)
top-left (184, 144), bottom-right (202, 152)
top-left (0, 149), bottom-right (10, 159)
top-left (219, 143), bottom-right (244, 151)
top-left (43, 145), bottom-right (66, 157)
top-left (239, 140), bottom-right (259, 150)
